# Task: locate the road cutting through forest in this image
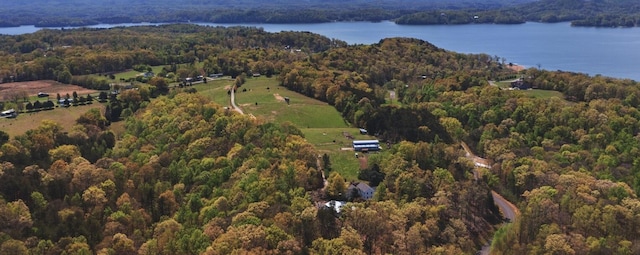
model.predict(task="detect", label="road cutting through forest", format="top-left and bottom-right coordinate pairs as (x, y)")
top-left (462, 142), bottom-right (520, 255)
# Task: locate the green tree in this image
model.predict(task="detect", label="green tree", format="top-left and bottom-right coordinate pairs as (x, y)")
top-left (326, 172), bottom-right (347, 199)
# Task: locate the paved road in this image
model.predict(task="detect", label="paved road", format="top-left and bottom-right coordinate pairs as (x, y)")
top-left (462, 142), bottom-right (519, 255)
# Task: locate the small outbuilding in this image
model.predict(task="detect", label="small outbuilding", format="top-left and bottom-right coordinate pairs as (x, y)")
top-left (0, 109), bottom-right (17, 118)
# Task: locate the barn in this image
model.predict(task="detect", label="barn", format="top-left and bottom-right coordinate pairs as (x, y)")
top-left (352, 140), bottom-right (381, 152)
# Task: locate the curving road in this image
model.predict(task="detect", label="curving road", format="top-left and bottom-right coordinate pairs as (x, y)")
top-left (462, 142), bottom-right (519, 255)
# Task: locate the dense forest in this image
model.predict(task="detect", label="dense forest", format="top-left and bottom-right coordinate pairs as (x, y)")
top-left (0, 0), bottom-right (533, 27)
top-left (1, 24), bottom-right (640, 254)
top-left (2, 0), bottom-right (640, 28)
top-left (396, 0), bottom-right (640, 26)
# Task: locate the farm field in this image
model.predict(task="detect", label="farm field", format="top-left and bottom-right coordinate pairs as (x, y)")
top-left (0, 104), bottom-right (106, 138)
top-left (0, 80), bottom-right (97, 99)
top-left (0, 80), bottom-right (106, 137)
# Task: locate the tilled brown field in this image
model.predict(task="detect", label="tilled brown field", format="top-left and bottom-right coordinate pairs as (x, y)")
top-left (0, 80), bottom-right (97, 99)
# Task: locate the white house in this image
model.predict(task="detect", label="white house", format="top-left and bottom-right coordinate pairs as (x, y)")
top-left (347, 182), bottom-right (375, 200)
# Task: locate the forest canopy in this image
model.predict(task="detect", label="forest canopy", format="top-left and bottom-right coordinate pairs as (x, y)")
top-left (1, 0), bottom-right (639, 28)
top-left (1, 24), bottom-right (640, 254)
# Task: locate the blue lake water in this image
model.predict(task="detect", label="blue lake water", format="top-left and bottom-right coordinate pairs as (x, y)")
top-left (2, 21), bottom-right (640, 80)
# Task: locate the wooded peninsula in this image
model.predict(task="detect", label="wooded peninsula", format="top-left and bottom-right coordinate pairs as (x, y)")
top-left (0, 24), bottom-right (639, 254)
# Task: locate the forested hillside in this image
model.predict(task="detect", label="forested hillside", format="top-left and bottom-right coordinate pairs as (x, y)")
top-left (0, 25), bottom-right (504, 254)
top-left (1, 24), bottom-right (640, 254)
top-left (0, 0), bottom-right (534, 27)
top-left (396, 0), bottom-right (640, 26)
top-left (2, 0), bottom-right (637, 27)
top-left (279, 37), bottom-right (640, 253)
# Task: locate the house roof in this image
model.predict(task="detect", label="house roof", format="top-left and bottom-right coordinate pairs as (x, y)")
top-left (348, 182), bottom-right (374, 193)
top-left (356, 182), bottom-right (374, 193)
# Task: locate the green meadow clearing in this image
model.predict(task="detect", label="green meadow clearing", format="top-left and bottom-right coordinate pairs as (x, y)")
top-left (516, 89), bottom-right (564, 99)
top-left (494, 81), bottom-right (564, 99)
top-left (196, 77), bottom-right (377, 181)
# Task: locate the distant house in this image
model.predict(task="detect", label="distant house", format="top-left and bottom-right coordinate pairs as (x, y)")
top-left (510, 78), bottom-right (531, 90)
top-left (209, 73), bottom-right (224, 78)
top-left (143, 71), bottom-right (154, 78)
top-left (359, 128), bottom-right (368, 135)
top-left (352, 140), bottom-right (381, 152)
top-left (252, 73), bottom-right (261, 77)
top-left (347, 182), bottom-right (375, 200)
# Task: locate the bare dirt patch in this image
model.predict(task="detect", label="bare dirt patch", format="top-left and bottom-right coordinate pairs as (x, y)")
top-left (273, 93), bottom-right (285, 102)
top-left (358, 155), bottom-right (368, 170)
top-left (506, 64), bottom-right (525, 72)
top-left (0, 80), bottom-right (97, 98)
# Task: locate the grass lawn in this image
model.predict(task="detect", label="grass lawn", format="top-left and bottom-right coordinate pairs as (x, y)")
top-left (0, 103), bottom-right (106, 138)
top-left (517, 89), bottom-right (564, 99)
top-left (192, 78), bottom-right (235, 107)
top-left (234, 78), bottom-right (346, 128)
top-left (302, 127), bottom-right (376, 180)
top-left (113, 65), bottom-right (167, 81)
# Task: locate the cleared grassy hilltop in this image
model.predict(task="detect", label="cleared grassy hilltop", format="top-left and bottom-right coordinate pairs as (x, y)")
top-left (195, 76), bottom-right (374, 180)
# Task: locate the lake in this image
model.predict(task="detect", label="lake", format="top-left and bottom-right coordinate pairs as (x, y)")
top-left (2, 21), bottom-right (640, 81)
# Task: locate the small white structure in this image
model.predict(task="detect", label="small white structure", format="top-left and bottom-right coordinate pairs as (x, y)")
top-left (325, 200), bottom-right (346, 213)
top-left (0, 109), bottom-right (17, 118)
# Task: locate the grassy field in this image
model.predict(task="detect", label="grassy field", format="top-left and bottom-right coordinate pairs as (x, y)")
top-left (197, 77), bottom-right (375, 181)
top-left (113, 65), bottom-right (168, 81)
top-left (192, 78), bottom-right (236, 107)
top-left (517, 89), bottom-right (564, 99)
top-left (234, 78), bottom-right (346, 128)
top-left (494, 81), bottom-right (564, 99)
top-left (0, 104), bottom-right (106, 138)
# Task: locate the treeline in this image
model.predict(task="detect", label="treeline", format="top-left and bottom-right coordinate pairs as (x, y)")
top-left (2, 0), bottom-right (639, 27)
top-left (0, 24), bottom-right (341, 85)
top-left (0, 0), bottom-right (533, 27)
top-left (396, 10), bottom-right (525, 25)
top-left (518, 0), bottom-right (640, 27)
top-left (396, 0), bottom-right (640, 27)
